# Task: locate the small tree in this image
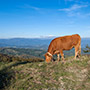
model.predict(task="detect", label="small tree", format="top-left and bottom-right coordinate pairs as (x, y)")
top-left (83, 45), bottom-right (90, 53)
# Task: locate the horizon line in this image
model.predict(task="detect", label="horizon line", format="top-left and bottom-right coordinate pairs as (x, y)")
top-left (0, 36), bottom-right (90, 39)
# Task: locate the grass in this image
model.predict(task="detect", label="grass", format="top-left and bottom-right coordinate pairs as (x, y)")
top-left (0, 55), bottom-right (90, 90)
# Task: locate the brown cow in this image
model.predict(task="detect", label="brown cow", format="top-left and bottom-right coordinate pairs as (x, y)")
top-left (45, 34), bottom-right (81, 63)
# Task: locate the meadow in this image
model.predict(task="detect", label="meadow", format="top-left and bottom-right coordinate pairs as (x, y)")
top-left (0, 55), bottom-right (90, 90)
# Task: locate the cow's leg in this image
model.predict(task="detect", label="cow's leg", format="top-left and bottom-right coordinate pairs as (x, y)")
top-left (60, 50), bottom-right (64, 61)
top-left (74, 45), bottom-right (79, 59)
top-left (78, 45), bottom-right (81, 57)
top-left (57, 54), bottom-right (60, 61)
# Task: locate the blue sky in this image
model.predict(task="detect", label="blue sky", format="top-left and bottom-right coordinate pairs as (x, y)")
top-left (0, 0), bottom-right (90, 38)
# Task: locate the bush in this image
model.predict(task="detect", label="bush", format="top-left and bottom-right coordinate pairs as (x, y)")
top-left (0, 53), bottom-right (44, 62)
top-left (83, 45), bottom-right (90, 53)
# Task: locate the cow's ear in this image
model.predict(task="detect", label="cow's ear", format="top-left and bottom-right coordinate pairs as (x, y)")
top-left (47, 54), bottom-right (51, 57)
top-left (44, 53), bottom-right (47, 57)
top-left (44, 53), bottom-right (50, 57)
top-left (45, 52), bottom-right (52, 57)
top-left (47, 53), bottom-right (52, 57)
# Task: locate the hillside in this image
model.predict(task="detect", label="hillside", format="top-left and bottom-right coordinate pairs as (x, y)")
top-left (0, 47), bottom-right (89, 60)
top-left (0, 55), bottom-right (90, 90)
top-left (0, 48), bottom-right (46, 59)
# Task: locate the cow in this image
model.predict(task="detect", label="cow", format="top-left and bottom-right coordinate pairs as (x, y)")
top-left (45, 34), bottom-right (81, 63)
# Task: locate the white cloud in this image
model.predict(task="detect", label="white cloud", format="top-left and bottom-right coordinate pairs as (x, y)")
top-left (58, 4), bottom-right (88, 12)
top-left (28, 6), bottom-right (40, 11)
top-left (40, 35), bottom-right (56, 39)
top-left (58, 4), bottom-right (89, 17)
top-left (64, 0), bottom-right (85, 3)
top-left (65, 0), bottom-right (74, 2)
top-left (20, 4), bottom-right (40, 11)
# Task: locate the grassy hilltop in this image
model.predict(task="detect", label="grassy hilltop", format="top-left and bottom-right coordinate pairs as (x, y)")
top-left (0, 55), bottom-right (90, 90)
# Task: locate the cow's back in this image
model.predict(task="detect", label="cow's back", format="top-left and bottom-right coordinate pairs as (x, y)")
top-left (48, 34), bottom-right (81, 52)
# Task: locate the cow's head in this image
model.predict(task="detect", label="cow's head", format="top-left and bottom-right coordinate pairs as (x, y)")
top-left (45, 52), bottom-right (52, 63)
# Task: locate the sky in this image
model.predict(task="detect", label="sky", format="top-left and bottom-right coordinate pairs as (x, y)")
top-left (0, 0), bottom-right (90, 38)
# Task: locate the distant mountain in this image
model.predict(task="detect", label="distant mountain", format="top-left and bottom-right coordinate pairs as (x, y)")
top-left (0, 38), bottom-right (90, 58)
top-left (0, 38), bottom-right (51, 49)
top-left (0, 38), bottom-right (90, 49)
